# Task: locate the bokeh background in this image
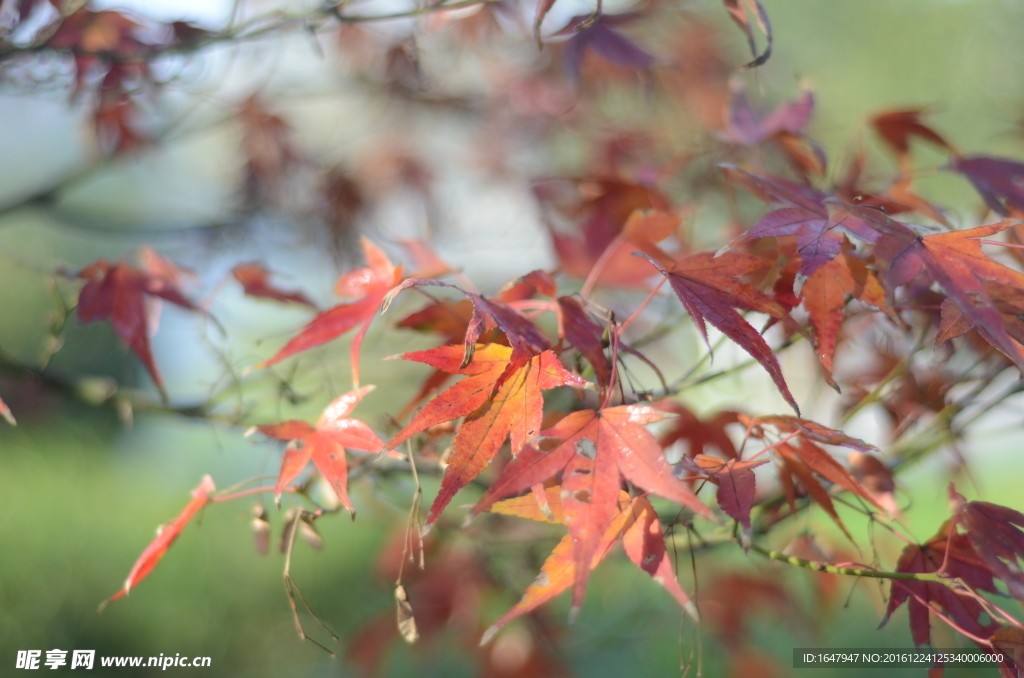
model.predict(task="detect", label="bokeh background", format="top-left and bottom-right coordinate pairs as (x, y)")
top-left (2, 0), bottom-right (1024, 675)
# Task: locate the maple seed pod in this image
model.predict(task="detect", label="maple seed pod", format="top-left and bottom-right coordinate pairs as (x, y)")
top-left (251, 504), bottom-right (270, 556)
top-left (395, 585), bottom-right (418, 643)
top-left (299, 516), bottom-right (324, 550)
top-left (279, 508), bottom-right (298, 554)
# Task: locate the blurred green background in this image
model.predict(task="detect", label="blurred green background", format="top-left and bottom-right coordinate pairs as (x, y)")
top-left (2, 0), bottom-right (1024, 676)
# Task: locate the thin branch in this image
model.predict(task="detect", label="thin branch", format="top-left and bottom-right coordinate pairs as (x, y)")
top-left (749, 543), bottom-right (948, 582)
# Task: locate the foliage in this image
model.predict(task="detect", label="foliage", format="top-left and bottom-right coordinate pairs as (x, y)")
top-left (3, 0), bottom-right (1024, 676)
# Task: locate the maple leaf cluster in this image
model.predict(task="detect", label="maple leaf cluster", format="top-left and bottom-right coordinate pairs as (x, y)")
top-left (5, 0), bottom-right (1024, 675)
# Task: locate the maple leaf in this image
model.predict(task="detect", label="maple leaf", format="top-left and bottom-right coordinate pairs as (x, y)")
top-left (258, 238), bottom-right (403, 386)
top-left (75, 257), bottom-right (199, 393)
top-left (881, 518), bottom-right (1000, 648)
top-left (499, 269), bottom-right (558, 300)
top-left (637, 250), bottom-right (802, 413)
top-left (398, 239), bottom-right (452, 279)
top-left (702, 571), bottom-right (793, 646)
top-left (688, 454), bottom-right (768, 530)
top-left (382, 279), bottom-right (550, 377)
top-left (775, 131), bottom-right (828, 179)
top-left (256, 386), bottom-right (383, 514)
top-left (470, 405), bottom-right (710, 617)
top-left (950, 485), bottom-right (1024, 604)
top-left (720, 164), bottom-right (879, 284)
top-left (831, 207), bottom-right (1024, 371)
top-left (936, 283), bottom-right (1024, 358)
top-left (948, 156), bottom-right (1024, 216)
top-left (990, 626), bottom-right (1024, 678)
top-left (394, 299), bottom-right (498, 420)
top-left (743, 415), bottom-right (881, 538)
top-left (800, 241), bottom-right (890, 381)
top-left (723, 85), bottom-right (814, 146)
top-left (847, 452), bottom-right (899, 516)
top-left (101, 475), bottom-right (215, 609)
top-left (871, 109), bottom-right (953, 161)
top-left (723, 0), bottom-right (772, 68)
top-left (540, 179), bottom-right (671, 288)
top-left (482, 486), bottom-right (697, 640)
top-left (383, 344), bottom-right (585, 526)
top-left (231, 262), bottom-right (317, 308)
top-left (556, 296), bottom-right (612, 390)
top-left (557, 14), bottom-right (654, 83)
top-left (392, 272), bottom-right (555, 421)
top-left (655, 401), bottom-right (740, 462)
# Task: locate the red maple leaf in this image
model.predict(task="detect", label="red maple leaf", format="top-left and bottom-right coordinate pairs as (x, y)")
top-left (871, 109), bottom-right (953, 162)
top-left (383, 344), bottom-right (586, 526)
top-left (541, 179), bottom-right (670, 289)
top-left (470, 405), bottom-right (710, 617)
top-left (258, 238), bottom-right (403, 385)
top-left (482, 486), bottom-right (697, 639)
top-left (75, 257), bottom-right (199, 394)
top-left (655, 400), bottom-right (740, 462)
top-left (232, 262), bottom-right (317, 308)
top-left (101, 475), bottom-right (215, 608)
top-left (688, 454), bottom-right (768, 530)
top-left (392, 270), bottom-right (553, 418)
top-left (743, 415), bottom-right (882, 538)
top-left (256, 386), bottom-right (383, 514)
top-left (722, 164), bottom-right (851, 283)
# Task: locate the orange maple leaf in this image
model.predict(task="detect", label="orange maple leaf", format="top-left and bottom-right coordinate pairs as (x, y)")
top-left (384, 344), bottom-right (586, 526)
top-left (482, 486), bottom-right (697, 641)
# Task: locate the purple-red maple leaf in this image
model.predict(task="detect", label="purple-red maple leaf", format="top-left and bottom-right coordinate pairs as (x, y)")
top-left (637, 250), bottom-right (802, 412)
top-left (881, 518), bottom-right (1000, 648)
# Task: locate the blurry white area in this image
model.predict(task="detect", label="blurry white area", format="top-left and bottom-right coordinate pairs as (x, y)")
top-left (91, 0), bottom-right (235, 27)
top-left (90, 0), bottom-right (631, 39)
top-left (0, 96), bottom-right (87, 206)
